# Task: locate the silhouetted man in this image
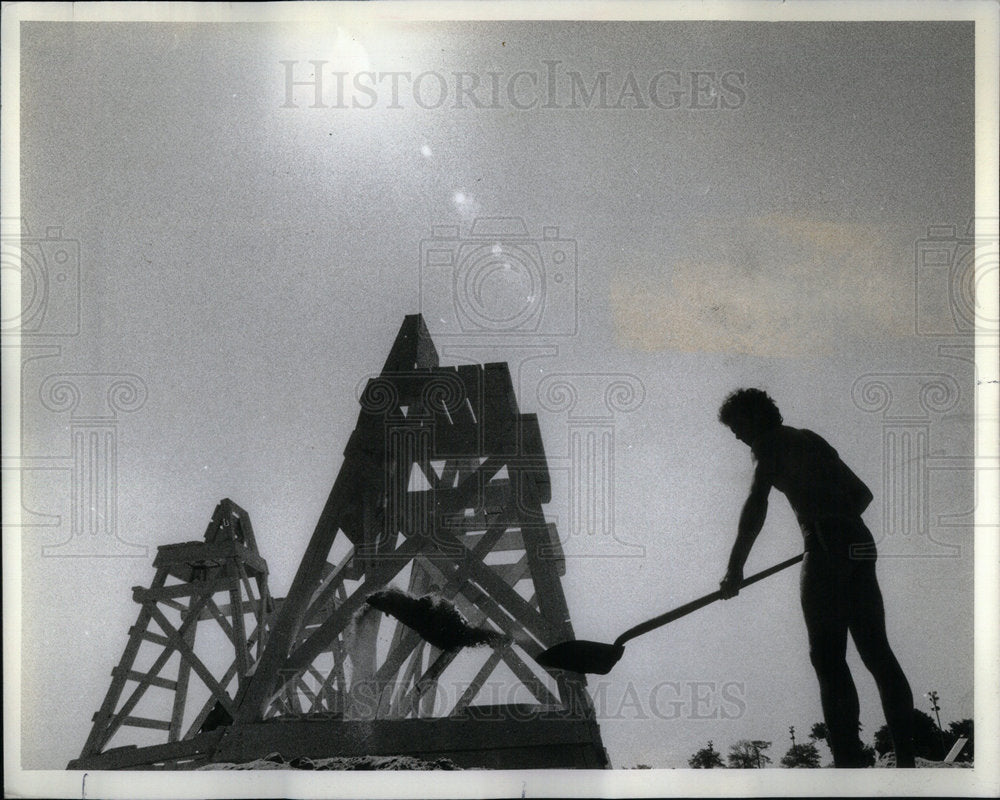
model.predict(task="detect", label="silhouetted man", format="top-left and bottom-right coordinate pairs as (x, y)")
top-left (718, 388), bottom-right (915, 768)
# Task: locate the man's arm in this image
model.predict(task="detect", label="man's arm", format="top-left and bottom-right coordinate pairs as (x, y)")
top-left (720, 465), bottom-right (771, 599)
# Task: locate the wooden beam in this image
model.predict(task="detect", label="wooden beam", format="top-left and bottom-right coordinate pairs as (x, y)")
top-left (451, 650), bottom-right (503, 716)
top-left (130, 626), bottom-right (170, 647)
top-left (425, 529), bottom-right (559, 645)
top-left (118, 715), bottom-right (172, 732)
top-left (415, 556), bottom-right (541, 655)
top-left (81, 569), bottom-right (168, 757)
top-left (68, 730), bottom-right (225, 771)
top-left (168, 613), bottom-right (195, 742)
top-left (393, 648), bottom-right (455, 718)
top-left (182, 661), bottom-right (239, 739)
top-left (203, 597), bottom-right (236, 644)
top-left (498, 646), bottom-right (559, 706)
top-left (132, 578), bottom-right (229, 603)
top-left (147, 604), bottom-right (237, 718)
top-left (278, 534), bottom-right (426, 681)
top-left (229, 579), bottom-right (250, 691)
top-left (212, 715), bottom-right (604, 767)
top-left (232, 423), bottom-right (378, 724)
top-left (110, 668), bottom-right (178, 692)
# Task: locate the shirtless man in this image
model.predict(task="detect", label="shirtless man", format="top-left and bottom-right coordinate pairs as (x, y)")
top-left (717, 388), bottom-right (915, 768)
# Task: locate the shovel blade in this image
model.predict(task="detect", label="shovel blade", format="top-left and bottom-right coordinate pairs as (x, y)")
top-left (535, 640), bottom-right (626, 675)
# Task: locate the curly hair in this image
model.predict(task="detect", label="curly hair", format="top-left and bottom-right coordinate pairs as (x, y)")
top-left (718, 388), bottom-right (783, 432)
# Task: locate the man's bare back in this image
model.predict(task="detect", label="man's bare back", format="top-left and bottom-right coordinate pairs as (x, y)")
top-left (752, 425), bottom-right (873, 530)
top-left (717, 388), bottom-right (915, 768)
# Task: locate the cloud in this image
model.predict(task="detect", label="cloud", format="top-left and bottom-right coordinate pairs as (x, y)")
top-left (611, 216), bottom-right (911, 356)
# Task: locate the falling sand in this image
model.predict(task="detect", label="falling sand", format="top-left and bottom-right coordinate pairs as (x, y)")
top-left (364, 588), bottom-right (510, 651)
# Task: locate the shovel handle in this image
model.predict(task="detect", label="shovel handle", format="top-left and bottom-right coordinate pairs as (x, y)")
top-left (613, 553), bottom-right (804, 648)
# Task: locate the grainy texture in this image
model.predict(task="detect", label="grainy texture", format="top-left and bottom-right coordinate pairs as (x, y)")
top-left (199, 753), bottom-right (462, 770)
top-left (364, 588), bottom-right (510, 651)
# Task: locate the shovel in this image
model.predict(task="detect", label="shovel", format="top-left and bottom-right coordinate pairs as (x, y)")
top-left (536, 553), bottom-right (804, 675)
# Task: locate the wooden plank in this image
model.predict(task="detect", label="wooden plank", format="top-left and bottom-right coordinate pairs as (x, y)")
top-left (498, 646), bottom-right (559, 706)
top-left (199, 502), bottom-right (226, 544)
top-left (425, 529), bottom-right (559, 645)
top-left (517, 413), bottom-right (552, 503)
top-left (521, 519), bottom-right (572, 640)
top-left (212, 716), bottom-right (605, 766)
top-left (387, 642), bottom-right (425, 717)
top-left (945, 737), bottom-right (969, 763)
top-left (193, 598), bottom-right (256, 622)
top-left (99, 642), bottom-right (180, 751)
top-left (158, 597), bottom-right (188, 613)
top-left (182, 660), bottom-right (239, 739)
top-left (482, 362), bottom-right (520, 457)
top-left (168, 613), bottom-right (195, 742)
top-left (130, 626), bottom-right (171, 647)
top-left (133, 577), bottom-right (230, 603)
top-left (542, 522), bottom-right (567, 576)
top-left (233, 407), bottom-right (386, 723)
top-left (451, 650), bottom-right (503, 715)
top-left (455, 364), bottom-right (483, 424)
top-left (380, 314), bottom-right (439, 373)
top-left (68, 730), bottom-right (224, 771)
top-left (237, 562), bottom-right (259, 621)
top-left (434, 479), bottom-right (513, 518)
top-left (394, 648), bottom-right (455, 718)
top-left (415, 556), bottom-right (541, 658)
top-left (147, 604), bottom-right (237, 717)
top-left (300, 549), bottom-right (355, 623)
top-left (225, 498), bottom-right (259, 553)
top-left (203, 597), bottom-right (237, 644)
top-left (152, 540), bottom-right (269, 577)
top-left (361, 623), bottom-right (422, 717)
top-left (110, 668), bottom-right (178, 692)
top-left (229, 579), bottom-right (250, 692)
top-left (273, 534), bottom-right (426, 684)
top-left (81, 568), bottom-right (170, 757)
top-left (119, 715), bottom-right (172, 732)
top-left (358, 370), bottom-right (470, 411)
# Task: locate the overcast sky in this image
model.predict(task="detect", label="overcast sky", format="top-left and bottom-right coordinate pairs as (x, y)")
top-left (12, 12), bottom-right (982, 777)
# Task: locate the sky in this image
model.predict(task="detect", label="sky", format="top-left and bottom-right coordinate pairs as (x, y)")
top-left (7, 8), bottom-right (987, 781)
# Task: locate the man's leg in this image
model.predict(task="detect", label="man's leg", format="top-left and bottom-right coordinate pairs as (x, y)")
top-left (800, 550), bottom-right (866, 767)
top-left (848, 561), bottom-right (915, 767)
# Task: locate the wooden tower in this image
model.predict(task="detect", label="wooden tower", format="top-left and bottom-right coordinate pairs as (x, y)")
top-left (70, 315), bottom-right (608, 769)
top-left (70, 499), bottom-right (272, 769)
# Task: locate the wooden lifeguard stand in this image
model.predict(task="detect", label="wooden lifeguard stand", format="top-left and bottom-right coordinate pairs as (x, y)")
top-left (70, 500), bottom-right (272, 769)
top-left (71, 315), bottom-right (608, 769)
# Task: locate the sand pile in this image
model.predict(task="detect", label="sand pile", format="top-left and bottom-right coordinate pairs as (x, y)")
top-left (199, 752), bottom-right (462, 770)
